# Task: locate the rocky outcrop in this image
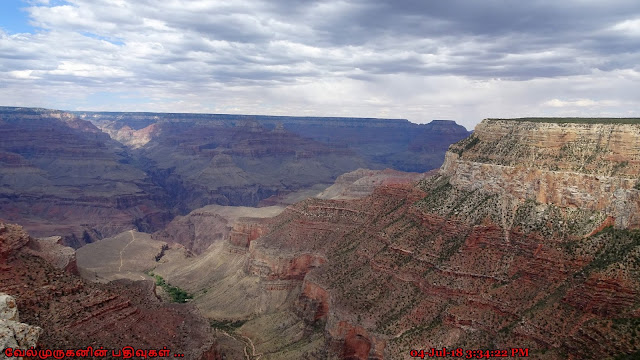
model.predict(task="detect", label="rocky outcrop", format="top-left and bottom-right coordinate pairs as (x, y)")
top-left (327, 321), bottom-right (385, 360)
top-left (0, 293), bottom-right (42, 358)
top-left (210, 119), bottom-right (640, 359)
top-left (229, 219), bottom-right (272, 249)
top-left (442, 119), bottom-right (640, 228)
top-left (0, 222), bottom-right (221, 359)
top-left (247, 247), bottom-right (326, 281)
top-left (107, 123), bottom-right (160, 149)
top-left (25, 236), bottom-right (78, 275)
top-left (316, 168), bottom-right (434, 200)
top-left (153, 205), bottom-right (284, 255)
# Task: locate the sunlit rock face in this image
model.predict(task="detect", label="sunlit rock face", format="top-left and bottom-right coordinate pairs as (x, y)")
top-left (442, 119), bottom-right (640, 228)
top-left (200, 119), bottom-right (639, 359)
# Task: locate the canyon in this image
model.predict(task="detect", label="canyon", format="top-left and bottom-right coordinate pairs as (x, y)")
top-left (0, 106), bottom-right (469, 248)
top-left (1, 112), bottom-right (640, 359)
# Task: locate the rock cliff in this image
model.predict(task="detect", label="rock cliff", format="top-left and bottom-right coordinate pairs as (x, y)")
top-left (0, 106), bottom-right (469, 245)
top-left (442, 119), bottom-right (640, 228)
top-left (0, 222), bottom-right (223, 359)
top-left (75, 110), bottom-right (469, 211)
top-left (164, 118), bottom-right (639, 359)
top-left (0, 107), bottom-right (170, 248)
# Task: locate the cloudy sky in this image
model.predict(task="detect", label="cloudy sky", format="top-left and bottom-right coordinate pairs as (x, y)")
top-left (1, 0), bottom-right (640, 129)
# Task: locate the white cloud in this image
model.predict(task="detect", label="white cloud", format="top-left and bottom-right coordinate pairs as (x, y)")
top-left (610, 18), bottom-right (640, 36)
top-left (0, 0), bottom-right (639, 129)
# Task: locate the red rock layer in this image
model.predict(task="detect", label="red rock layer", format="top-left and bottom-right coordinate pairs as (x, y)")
top-left (0, 222), bottom-right (223, 359)
top-left (246, 182), bottom-right (640, 359)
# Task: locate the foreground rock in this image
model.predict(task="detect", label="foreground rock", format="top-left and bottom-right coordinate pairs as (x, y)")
top-left (0, 222), bottom-right (223, 359)
top-left (0, 293), bottom-right (41, 358)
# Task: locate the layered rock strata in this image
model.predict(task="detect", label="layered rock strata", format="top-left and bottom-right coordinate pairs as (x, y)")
top-left (0, 107), bottom-right (169, 247)
top-left (75, 110), bottom-right (469, 211)
top-left (442, 119), bottom-right (640, 228)
top-left (198, 119), bottom-right (639, 359)
top-left (0, 222), bottom-right (222, 359)
top-left (152, 205), bottom-right (284, 255)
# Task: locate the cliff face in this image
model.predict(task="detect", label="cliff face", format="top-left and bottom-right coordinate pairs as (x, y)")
top-left (75, 113), bottom-right (470, 173)
top-left (74, 111), bottom-right (469, 211)
top-left (152, 205), bottom-right (283, 255)
top-left (0, 107), bottom-right (170, 247)
top-left (0, 106), bottom-right (469, 245)
top-left (183, 119), bottom-right (639, 359)
top-left (67, 115), bottom-right (640, 359)
top-left (0, 222), bottom-right (222, 359)
top-left (442, 119), bottom-right (640, 228)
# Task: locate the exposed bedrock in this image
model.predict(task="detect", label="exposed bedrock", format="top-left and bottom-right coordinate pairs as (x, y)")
top-left (0, 107), bottom-right (170, 247)
top-left (0, 292), bottom-right (42, 356)
top-left (153, 205), bottom-right (283, 255)
top-left (228, 119), bottom-right (640, 359)
top-left (442, 119), bottom-right (640, 228)
top-left (0, 222), bottom-right (222, 359)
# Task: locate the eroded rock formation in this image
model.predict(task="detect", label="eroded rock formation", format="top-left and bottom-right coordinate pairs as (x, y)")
top-left (0, 293), bottom-right (42, 357)
top-left (191, 119), bottom-right (639, 359)
top-left (0, 222), bottom-right (222, 359)
top-left (1, 106), bottom-right (469, 247)
top-left (0, 107), bottom-right (169, 248)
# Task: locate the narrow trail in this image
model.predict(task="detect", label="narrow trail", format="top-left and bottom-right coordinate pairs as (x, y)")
top-left (118, 230), bottom-right (136, 272)
top-left (217, 329), bottom-right (262, 360)
top-left (243, 334), bottom-right (261, 360)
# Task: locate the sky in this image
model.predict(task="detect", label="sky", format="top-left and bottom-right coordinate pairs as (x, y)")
top-left (1, 1), bottom-right (640, 130)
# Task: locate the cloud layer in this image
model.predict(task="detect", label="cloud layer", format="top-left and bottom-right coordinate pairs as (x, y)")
top-left (1, 0), bottom-right (640, 129)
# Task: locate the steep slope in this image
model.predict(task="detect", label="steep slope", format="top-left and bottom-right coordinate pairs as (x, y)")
top-left (74, 111), bottom-right (469, 210)
top-left (134, 119), bottom-right (366, 210)
top-left (316, 168), bottom-right (434, 200)
top-left (149, 118), bottom-right (639, 359)
top-left (152, 204), bottom-right (284, 255)
top-left (0, 106), bottom-right (469, 245)
top-left (442, 118), bottom-right (640, 228)
top-left (0, 222), bottom-right (223, 359)
top-left (0, 107), bottom-right (169, 247)
top-left (75, 112), bottom-right (470, 173)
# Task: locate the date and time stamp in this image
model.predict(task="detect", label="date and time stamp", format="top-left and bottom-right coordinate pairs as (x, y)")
top-left (410, 347), bottom-right (530, 358)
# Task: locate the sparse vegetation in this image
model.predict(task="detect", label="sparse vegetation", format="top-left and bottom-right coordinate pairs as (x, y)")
top-left (146, 271), bottom-right (193, 303)
top-left (210, 319), bottom-right (247, 332)
top-left (154, 243), bottom-right (169, 262)
top-left (582, 227), bottom-right (640, 273)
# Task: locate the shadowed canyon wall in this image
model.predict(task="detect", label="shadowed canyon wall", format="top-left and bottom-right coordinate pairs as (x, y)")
top-left (0, 107), bottom-right (469, 247)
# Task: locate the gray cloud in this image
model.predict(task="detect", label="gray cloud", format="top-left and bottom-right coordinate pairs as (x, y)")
top-left (0, 0), bottom-right (639, 129)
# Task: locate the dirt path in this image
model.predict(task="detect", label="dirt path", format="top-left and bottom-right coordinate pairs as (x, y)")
top-left (118, 230), bottom-right (136, 272)
top-left (217, 329), bottom-right (262, 360)
top-left (243, 334), bottom-right (261, 360)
